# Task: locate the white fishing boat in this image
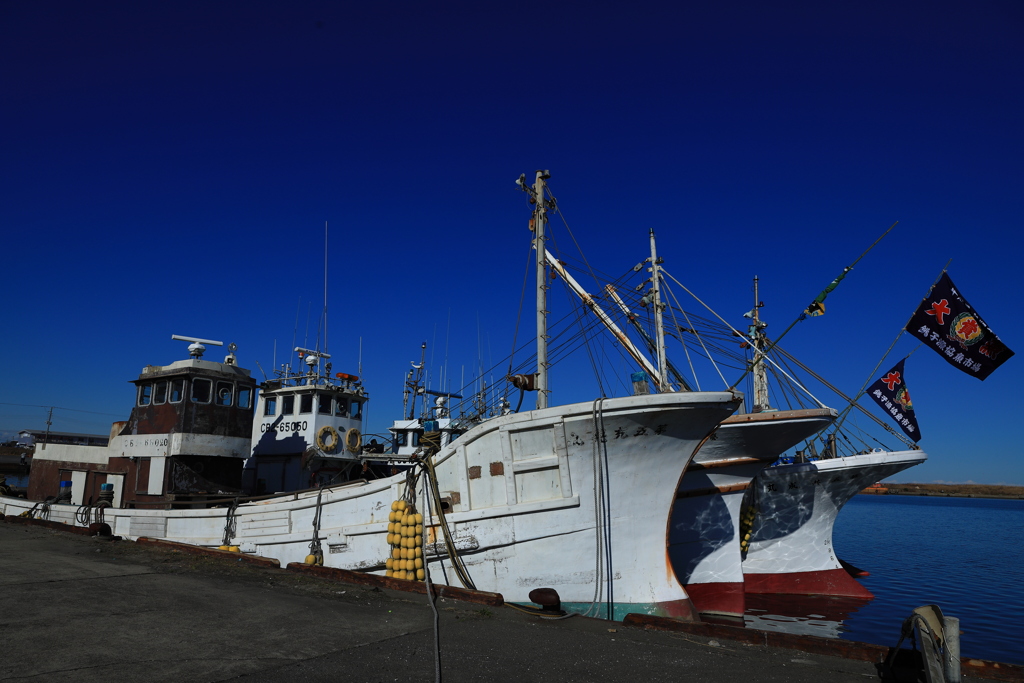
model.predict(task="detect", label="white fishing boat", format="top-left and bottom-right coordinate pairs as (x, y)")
top-left (664, 277), bottom-right (837, 617)
top-left (244, 347), bottom-right (370, 494)
top-left (550, 255), bottom-right (839, 617)
top-left (740, 448), bottom-right (927, 598)
top-left (669, 408), bottom-right (835, 616)
top-left (2, 171), bottom-right (751, 620)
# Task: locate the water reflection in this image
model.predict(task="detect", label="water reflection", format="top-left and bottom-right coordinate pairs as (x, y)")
top-left (743, 593), bottom-right (874, 639)
top-left (668, 472), bottom-right (737, 582)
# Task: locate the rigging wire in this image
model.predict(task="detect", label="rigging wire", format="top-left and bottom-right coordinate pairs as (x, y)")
top-left (660, 277), bottom-right (725, 388)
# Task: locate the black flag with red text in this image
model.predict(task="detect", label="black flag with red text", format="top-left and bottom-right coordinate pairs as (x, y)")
top-left (867, 359), bottom-right (921, 442)
top-left (905, 272), bottom-right (1013, 381)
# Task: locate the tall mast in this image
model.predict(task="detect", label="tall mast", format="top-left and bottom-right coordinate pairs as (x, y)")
top-left (749, 276), bottom-right (770, 412)
top-left (532, 171), bottom-right (551, 409)
top-left (323, 221), bottom-right (328, 354)
top-left (649, 230), bottom-right (669, 391)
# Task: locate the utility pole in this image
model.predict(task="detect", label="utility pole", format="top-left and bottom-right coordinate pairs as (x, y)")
top-left (42, 406), bottom-right (53, 451)
top-left (749, 276), bottom-right (770, 412)
top-left (648, 230), bottom-right (669, 392)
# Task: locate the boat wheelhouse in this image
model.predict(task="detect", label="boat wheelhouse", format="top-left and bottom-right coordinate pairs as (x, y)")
top-left (244, 348), bottom-right (368, 493)
top-left (27, 336), bottom-right (256, 508)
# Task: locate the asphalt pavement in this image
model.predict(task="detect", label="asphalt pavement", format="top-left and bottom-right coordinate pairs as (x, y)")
top-left (0, 522), bottom-right (979, 683)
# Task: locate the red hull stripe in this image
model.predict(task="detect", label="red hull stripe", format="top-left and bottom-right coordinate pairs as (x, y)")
top-left (683, 581), bottom-right (746, 617)
top-left (744, 568), bottom-right (873, 598)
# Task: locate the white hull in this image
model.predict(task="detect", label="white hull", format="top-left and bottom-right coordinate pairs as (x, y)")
top-left (667, 408), bottom-right (836, 615)
top-left (742, 449), bottom-right (927, 596)
top-left (3, 391), bottom-right (740, 619)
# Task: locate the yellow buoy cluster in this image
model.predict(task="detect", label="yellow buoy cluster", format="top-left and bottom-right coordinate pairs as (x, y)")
top-left (738, 504), bottom-right (758, 554)
top-left (385, 499), bottom-right (425, 581)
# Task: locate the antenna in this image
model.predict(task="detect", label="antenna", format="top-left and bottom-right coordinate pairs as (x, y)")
top-left (324, 221), bottom-right (329, 355)
top-left (171, 335), bottom-right (223, 345)
top-left (294, 347), bottom-right (331, 359)
top-left (254, 359), bottom-right (269, 381)
top-left (171, 334), bottom-right (223, 359)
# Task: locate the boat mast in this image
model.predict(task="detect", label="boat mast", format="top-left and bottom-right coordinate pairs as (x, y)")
top-left (531, 171), bottom-right (552, 409)
top-left (605, 285), bottom-right (692, 391)
top-left (648, 230), bottom-right (669, 391)
top-left (545, 250), bottom-right (665, 389)
top-left (749, 276), bottom-right (770, 412)
top-left (404, 342), bottom-right (427, 420)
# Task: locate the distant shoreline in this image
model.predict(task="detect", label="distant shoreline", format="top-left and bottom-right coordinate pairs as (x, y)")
top-left (860, 482), bottom-right (1024, 500)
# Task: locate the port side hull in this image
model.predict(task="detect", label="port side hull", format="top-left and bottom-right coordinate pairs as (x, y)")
top-left (668, 409), bottom-right (836, 616)
top-left (741, 449), bottom-right (927, 596)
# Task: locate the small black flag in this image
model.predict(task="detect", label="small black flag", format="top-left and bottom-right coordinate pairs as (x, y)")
top-left (905, 272), bottom-right (1014, 380)
top-left (867, 359), bottom-right (921, 443)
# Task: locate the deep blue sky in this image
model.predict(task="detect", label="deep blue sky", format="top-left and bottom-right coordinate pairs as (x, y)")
top-left (2, 2), bottom-right (1021, 484)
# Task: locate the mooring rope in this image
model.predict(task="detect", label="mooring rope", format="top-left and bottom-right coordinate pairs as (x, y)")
top-left (221, 498), bottom-right (239, 548)
top-left (307, 488), bottom-right (325, 564)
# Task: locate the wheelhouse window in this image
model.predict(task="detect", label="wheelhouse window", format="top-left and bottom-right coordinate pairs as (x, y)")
top-left (318, 393), bottom-right (333, 415)
top-left (191, 378), bottom-right (212, 403)
top-left (350, 400), bottom-right (362, 419)
top-left (154, 381), bottom-right (167, 405)
top-left (282, 395), bottom-right (294, 414)
top-left (394, 431), bottom-right (408, 450)
top-left (411, 431), bottom-right (421, 447)
top-left (299, 393), bottom-right (313, 414)
top-left (264, 396), bottom-right (276, 416)
top-left (138, 384), bottom-right (152, 406)
top-left (216, 381), bottom-right (233, 406)
top-left (169, 379), bottom-right (185, 403)
top-left (335, 398), bottom-right (349, 417)
top-left (238, 387), bottom-right (252, 410)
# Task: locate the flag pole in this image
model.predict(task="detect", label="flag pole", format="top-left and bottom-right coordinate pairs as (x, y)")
top-left (729, 221), bottom-right (899, 391)
top-left (828, 260), bottom-right (952, 439)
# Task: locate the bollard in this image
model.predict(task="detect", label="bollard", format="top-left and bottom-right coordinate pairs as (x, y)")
top-left (942, 616), bottom-right (960, 683)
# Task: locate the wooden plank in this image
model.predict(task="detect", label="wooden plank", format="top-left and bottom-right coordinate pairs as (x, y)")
top-left (285, 563), bottom-right (504, 606)
top-left (675, 482), bottom-right (750, 499)
top-left (622, 614), bottom-right (1024, 681)
top-left (135, 537), bottom-right (281, 568)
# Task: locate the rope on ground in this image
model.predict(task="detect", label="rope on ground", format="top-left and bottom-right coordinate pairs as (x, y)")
top-left (418, 461), bottom-right (443, 683)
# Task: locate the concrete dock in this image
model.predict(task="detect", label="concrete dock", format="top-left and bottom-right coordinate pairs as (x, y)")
top-left (0, 522), bottom-right (1009, 682)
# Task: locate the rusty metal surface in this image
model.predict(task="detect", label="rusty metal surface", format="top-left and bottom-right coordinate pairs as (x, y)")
top-left (285, 562), bottom-right (505, 606)
top-left (721, 408), bottom-right (837, 424)
top-left (135, 537), bottom-right (281, 568)
top-left (675, 482), bottom-right (751, 499)
top-left (128, 366), bottom-right (256, 439)
top-left (687, 457), bottom-right (763, 471)
top-left (960, 659), bottom-right (1024, 682)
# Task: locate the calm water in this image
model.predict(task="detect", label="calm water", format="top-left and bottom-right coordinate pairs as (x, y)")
top-left (744, 494), bottom-right (1024, 665)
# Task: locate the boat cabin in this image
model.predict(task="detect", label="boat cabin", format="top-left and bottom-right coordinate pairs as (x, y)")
top-left (27, 337), bottom-right (256, 508)
top-left (389, 417), bottom-right (462, 457)
top-left (243, 349), bottom-right (368, 494)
